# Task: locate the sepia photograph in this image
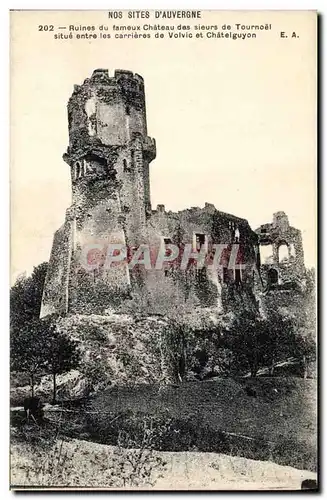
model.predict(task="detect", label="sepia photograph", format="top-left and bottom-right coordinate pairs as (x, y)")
top-left (9, 9), bottom-right (317, 491)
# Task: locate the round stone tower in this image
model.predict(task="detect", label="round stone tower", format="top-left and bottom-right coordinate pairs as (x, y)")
top-left (41, 69), bottom-right (156, 317)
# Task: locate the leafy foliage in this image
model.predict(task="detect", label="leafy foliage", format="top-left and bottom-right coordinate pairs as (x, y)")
top-left (10, 318), bottom-right (48, 396)
top-left (39, 317), bottom-right (81, 403)
top-left (10, 262), bottom-right (48, 329)
top-left (12, 411), bottom-right (167, 488)
top-left (110, 420), bottom-right (167, 487)
top-left (184, 277), bottom-right (317, 379)
top-left (11, 315), bottom-right (81, 402)
top-left (10, 263), bottom-right (81, 402)
top-left (10, 262), bottom-right (49, 395)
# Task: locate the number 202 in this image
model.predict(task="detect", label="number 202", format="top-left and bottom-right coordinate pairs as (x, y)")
top-left (38, 25), bottom-right (54, 31)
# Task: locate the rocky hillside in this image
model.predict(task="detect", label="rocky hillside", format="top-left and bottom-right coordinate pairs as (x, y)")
top-left (56, 312), bottom-right (170, 388)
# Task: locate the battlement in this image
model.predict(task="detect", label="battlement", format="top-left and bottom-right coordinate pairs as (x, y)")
top-left (67, 68), bottom-right (151, 151)
top-left (70, 69), bottom-right (145, 99)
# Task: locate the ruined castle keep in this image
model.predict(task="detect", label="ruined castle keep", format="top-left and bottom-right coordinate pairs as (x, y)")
top-left (40, 69), bottom-right (303, 318)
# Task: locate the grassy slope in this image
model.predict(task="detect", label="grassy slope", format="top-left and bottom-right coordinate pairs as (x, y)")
top-left (93, 378), bottom-right (316, 447)
top-left (10, 377), bottom-right (317, 478)
top-left (88, 377), bottom-right (317, 471)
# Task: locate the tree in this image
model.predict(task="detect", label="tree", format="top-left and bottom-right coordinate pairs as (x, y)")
top-left (41, 317), bottom-right (81, 404)
top-left (260, 309), bottom-right (295, 376)
top-left (11, 263), bottom-right (49, 395)
top-left (293, 332), bottom-right (316, 378)
top-left (11, 315), bottom-right (80, 403)
top-left (10, 318), bottom-right (48, 397)
top-left (221, 310), bottom-right (266, 377)
top-left (10, 262), bottom-right (48, 330)
top-left (293, 269), bottom-right (317, 377)
top-left (11, 265), bottom-right (81, 402)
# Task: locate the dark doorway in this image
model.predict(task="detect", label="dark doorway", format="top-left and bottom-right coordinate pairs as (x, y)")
top-left (268, 268), bottom-right (278, 285)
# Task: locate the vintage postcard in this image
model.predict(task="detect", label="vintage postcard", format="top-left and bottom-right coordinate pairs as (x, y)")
top-left (10, 9), bottom-right (317, 491)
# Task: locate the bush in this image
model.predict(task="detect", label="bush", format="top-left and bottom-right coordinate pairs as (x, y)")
top-left (271, 439), bottom-right (317, 472)
top-left (11, 414), bottom-right (167, 488)
top-left (86, 408), bottom-right (252, 456)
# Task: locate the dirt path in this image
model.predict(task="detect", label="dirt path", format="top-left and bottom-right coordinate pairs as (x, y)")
top-left (11, 437), bottom-right (317, 490)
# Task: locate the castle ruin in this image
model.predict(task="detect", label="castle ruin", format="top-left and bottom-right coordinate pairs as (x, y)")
top-left (40, 69), bottom-right (304, 318)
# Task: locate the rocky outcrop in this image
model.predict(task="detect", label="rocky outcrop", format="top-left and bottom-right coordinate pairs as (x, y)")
top-left (56, 312), bottom-right (172, 388)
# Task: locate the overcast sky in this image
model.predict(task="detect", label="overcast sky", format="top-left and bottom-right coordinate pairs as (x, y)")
top-left (10, 10), bottom-right (316, 282)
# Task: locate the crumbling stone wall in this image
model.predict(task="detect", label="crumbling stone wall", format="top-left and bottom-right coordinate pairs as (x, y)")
top-left (40, 216), bottom-right (73, 318)
top-left (146, 203), bottom-right (259, 312)
top-left (255, 211), bottom-right (305, 292)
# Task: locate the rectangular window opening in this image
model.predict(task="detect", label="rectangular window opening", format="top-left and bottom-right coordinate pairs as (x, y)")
top-left (195, 233), bottom-right (206, 252)
top-left (235, 268), bottom-right (242, 285)
top-left (123, 159), bottom-right (131, 173)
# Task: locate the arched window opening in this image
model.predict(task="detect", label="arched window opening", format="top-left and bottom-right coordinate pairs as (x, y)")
top-left (278, 243), bottom-right (289, 263)
top-left (260, 244), bottom-right (274, 264)
top-left (75, 161), bottom-right (81, 180)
